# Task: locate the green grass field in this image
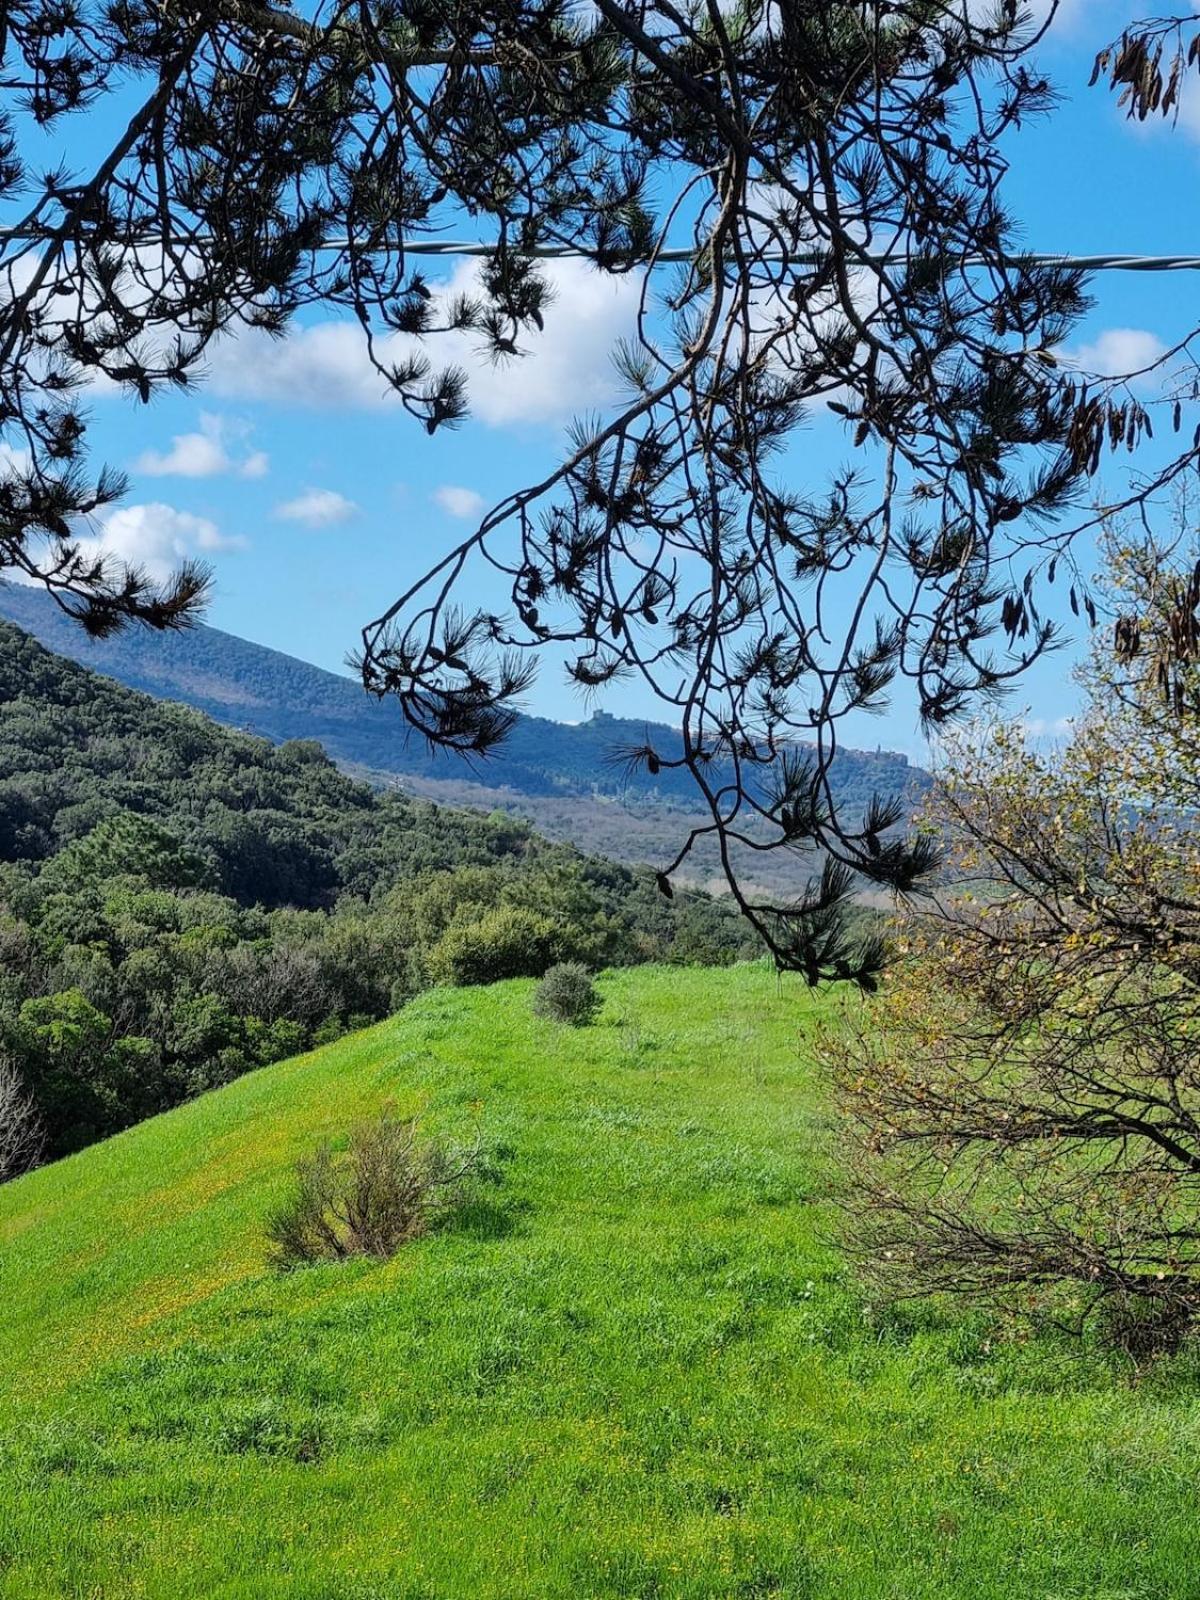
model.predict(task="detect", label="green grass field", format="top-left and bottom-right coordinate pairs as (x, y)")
top-left (3, 963), bottom-right (1200, 1598)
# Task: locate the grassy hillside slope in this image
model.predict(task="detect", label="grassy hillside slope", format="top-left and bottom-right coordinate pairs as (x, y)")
top-left (3, 965), bottom-right (1200, 1598)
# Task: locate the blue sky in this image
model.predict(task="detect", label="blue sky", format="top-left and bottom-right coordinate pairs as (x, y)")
top-left (59, 0), bottom-right (1200, 759)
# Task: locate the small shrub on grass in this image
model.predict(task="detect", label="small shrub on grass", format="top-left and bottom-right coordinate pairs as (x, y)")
top-left (267, 1113), bottom-right (482, 1267)
top-left (532, 963), bottom-right (600, 1026)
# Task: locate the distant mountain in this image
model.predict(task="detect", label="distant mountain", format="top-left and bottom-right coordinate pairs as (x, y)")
top-left (0, 582), bottom-right (929, 819)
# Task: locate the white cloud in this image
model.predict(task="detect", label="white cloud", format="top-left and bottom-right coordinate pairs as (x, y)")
top-left (454, 258), bottom-right (642, 425)
top-left (433, 485), bottom-right (486, 519)
top-left (1064, 327), bottom-right (1168, 383)
top-left (206, 257), bottom-right (642, 428)
top-left (1025, 0), bottom-right (1115, 31)
top-left (75, 502), bottom-right (243, 583)
top-left (0, 442), bottom-right (32, 477)
top-left (273, 486), bottom-right (358, 527)
top-left (135, 430), bottom-right (228, 478)
top-left (132, 412), bottom-right (269, 479)
top-left (210, 323), bottom-right (398, 412)
top-left (1020, 715), bottom-right (1075, 740)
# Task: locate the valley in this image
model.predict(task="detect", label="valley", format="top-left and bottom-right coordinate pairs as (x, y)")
top-left (0, 583), bottom-right (928, 892)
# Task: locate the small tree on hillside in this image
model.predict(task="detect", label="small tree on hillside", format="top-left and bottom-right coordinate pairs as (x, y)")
top-left (827, 518), bottom-right (1200, 1351)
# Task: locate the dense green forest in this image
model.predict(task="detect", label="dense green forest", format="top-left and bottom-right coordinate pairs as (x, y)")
top-left (0, 622), bottom-right (757, 1160)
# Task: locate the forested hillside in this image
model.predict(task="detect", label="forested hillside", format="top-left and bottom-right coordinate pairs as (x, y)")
top-left (0, 623), bottom-right (755, 1160)
top-left (0, 584), bottom-right (927, 814)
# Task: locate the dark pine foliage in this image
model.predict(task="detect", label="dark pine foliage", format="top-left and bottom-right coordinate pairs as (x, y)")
top-left (0, 1), bottom-right (1195, 985)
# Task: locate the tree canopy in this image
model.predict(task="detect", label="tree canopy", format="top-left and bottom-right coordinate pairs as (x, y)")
top-left (2, 0), bottom-right (1198, 979)
top-left (828, 515), bottom-right (1200, 1351)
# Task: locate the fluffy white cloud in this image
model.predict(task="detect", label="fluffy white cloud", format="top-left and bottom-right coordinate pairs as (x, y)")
top-left (210, 323), bottom-right (398, 412)
top-left (1020, 0), bottom-right (1106, 30)
top-left (273, 487), bottom-right (358, 527)
top-left (133, 412), bottom-right (269, 480)
top-left (432, 485), bottom-right (486, 519)
top-left (206, 257), bottom-right (642, 428)
top-left (135, 430), bottom-right (228, 478)
top-left (75, 502), bottom-right (243, 583)
top-left (1066, 327), bottom-right (1168, 382)
top-left (456, 258), bottom-right (643, 425)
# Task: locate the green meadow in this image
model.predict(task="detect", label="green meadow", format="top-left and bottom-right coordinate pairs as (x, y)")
top-left (2, 963), bottom-right (1200, 1598)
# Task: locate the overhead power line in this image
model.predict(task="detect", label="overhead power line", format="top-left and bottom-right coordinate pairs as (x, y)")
top-left (1, 230), bottom-right (1199, 273)
top-left (384, 246), bottom-right (1200, 272)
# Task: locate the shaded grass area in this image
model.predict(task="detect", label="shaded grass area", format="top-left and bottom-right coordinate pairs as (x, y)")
top-left (2, 964), bottom-right (1200, 1598)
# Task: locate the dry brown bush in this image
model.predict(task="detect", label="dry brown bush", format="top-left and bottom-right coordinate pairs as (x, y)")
top-left (0, 1057), bottom-right (43, 1183)
top-left (825, 524), bottom-right (1200, 1354)
top-left (267, 1113), bottom-right (482, 1267)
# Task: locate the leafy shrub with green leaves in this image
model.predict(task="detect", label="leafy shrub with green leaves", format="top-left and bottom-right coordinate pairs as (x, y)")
top-left (267, 1114), bottom-right (482, 1266)
top-left (532, 963), bottom-right (601, 1026)
top-left (428, 906), bottom-right (559, 987)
